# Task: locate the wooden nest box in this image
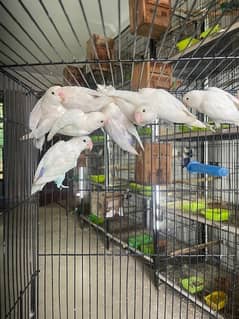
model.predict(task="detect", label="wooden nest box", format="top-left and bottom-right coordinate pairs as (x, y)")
top-left (131, 62), bottom-right (173, 89)
top-left (135, 142), bottom-right (172, 185)
top-left (86, 34), bottom-right (115, 72)
top-left (129, 0), bottom-right (171, 39)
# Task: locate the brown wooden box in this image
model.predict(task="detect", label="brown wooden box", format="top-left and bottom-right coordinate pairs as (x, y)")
top-left (129, 0), bottom-right (171, 39)
top-left (63, 65), bottom-right (86, 86)
top-left (131, 62), bottom-right (172, 89)
top-left (90, 191), bottom-right (124, 218)
top-left (86, 34), bottom-right (114, 72)
top-left (135, 143), bottom-right (172, 185)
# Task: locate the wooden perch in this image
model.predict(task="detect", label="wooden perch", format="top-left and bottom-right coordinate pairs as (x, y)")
top-left (170, 240), bottom-right (221, 257)
top-left (174, 176), bottom-right (215, 185)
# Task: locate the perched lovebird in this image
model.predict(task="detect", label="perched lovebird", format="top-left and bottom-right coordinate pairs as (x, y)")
top-left (47, 109), bottom-right (107, 141)
top-left (183, 87), bottom-right (239, 128)
top-left (134, 88), bottom-right (206, 129)
top-left (97, 84), bottom-right (147, 123)
top-left (57, 86), bottom-right (111, 112)
top-left (102, 102), bottom-right (144, 155)
top-left (29, 85), bottom-right (64, 131)
top-left (23, 86), bottom-right (66, 150)
top-left (31, 136), bottom-right (93, 194)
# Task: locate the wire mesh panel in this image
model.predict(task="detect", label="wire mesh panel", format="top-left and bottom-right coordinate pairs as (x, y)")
top-left (0, 0), bottom-right (239, 318)
top-left (0, 72), bottom-right (39, 318)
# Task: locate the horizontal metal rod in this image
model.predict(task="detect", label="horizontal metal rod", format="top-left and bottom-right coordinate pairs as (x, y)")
top-left (38, 252), bottom-right (229, 257)
top-left (2, 56), bottom-right (239, 69)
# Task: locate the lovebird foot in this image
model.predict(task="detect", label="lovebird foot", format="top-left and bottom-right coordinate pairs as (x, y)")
top-left (60, 184), bottom-right (69, 189)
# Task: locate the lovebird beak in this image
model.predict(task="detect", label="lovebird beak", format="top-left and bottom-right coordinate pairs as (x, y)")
top-left (87, 141), bottom-right (93, 151)
top-left (134, 112), bottom-right (142, 124)
top-left (57, 90), bottom-right (65, 103)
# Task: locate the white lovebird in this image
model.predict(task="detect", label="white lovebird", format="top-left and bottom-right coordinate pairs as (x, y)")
top-left (134, 88), bottom-right (206, 128)
top-left (183, 87), bottom-right (239, 127)
top-left (97, 84), bottom-right (148, 123)
top-left (57, 86), bottom-right (111, 112)
top-left (31, 136), bottom-right (93, 194)
top-left (101, 102), bottom-right (144, 155)
top-left (47, 109), bottom-right (107, 141)
top-left (23, 86), bottom-right (66, 150)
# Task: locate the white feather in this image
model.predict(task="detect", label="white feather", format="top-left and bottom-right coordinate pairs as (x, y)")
top-left (102, 102), bottom-right (144, 155)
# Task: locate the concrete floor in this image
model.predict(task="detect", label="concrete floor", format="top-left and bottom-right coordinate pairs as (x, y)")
top-left (38, 204), bottom-right (210, 319)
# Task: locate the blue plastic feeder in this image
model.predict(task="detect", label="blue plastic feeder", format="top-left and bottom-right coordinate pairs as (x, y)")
top-left (186, 161), bottom-right (229, 177)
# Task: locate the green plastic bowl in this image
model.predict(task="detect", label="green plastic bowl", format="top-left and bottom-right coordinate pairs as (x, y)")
top-left (140, 243), bottom-right (154, 255)
top-left (91, 135), bottom-right (104, 143)
top-left (182, 201), bottom-right (206, 213)
top-left (178, 125), bottom-right (209, 133)
top-left (201, 208), bottom-right (230, 221)
top-left (88, 214), bottom-right (104, 225)
top-left (200, 24), bottom-right (220, 39)
top-left (138, 127), bottom-right (152, 137)
top-left (178, 123), bottom-right (230, 132)
top-left (128, 234), bottom-right (153, 250)
top-left (129, 182), bottom-right (152, 196)
top-left (90, 175), bottom-right (105, 183)
top-left (181, 276), bottom-right (204, 294)
top-left (176, 37), bottom-right (199, 52)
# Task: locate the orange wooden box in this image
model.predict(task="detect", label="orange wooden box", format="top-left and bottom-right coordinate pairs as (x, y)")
top-left (129, 0), bottom-right (171, 39)
top-left (131, 62), bottom-right (172, 89)
top-left (135, 143), bottom-right (172, 185)
top-left (86, 34), bottom-right (114, 72)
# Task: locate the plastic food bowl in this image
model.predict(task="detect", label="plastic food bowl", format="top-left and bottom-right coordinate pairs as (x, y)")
top-left (88, 214), bottom-right (104, 225)
top-left (204, 291), bottom-right (227, 311)
top-left (140, 243), bottom-right (154, 255)
top-left (200, 24), bottom-right (221, 39)
top-left (176, 37), bottom-right (199, 51)
top-left (91, 135), bottom-right (104, 143)
top-left (90, 175), bottom-right (105, 183)
top-left (200, 208), bottom-right (230, 221)
top-left (129, 182), bottom-right (152, 196)
top-left (138, 127), bottom-right (152, 137)
top-left (181, 276), bottom-right (204, 294)
top-left (182, 201), bottom-right (206, 213)
top-left (128, 234), bottom-right (153, 250)
top-left (178, 125), bottom-right (208, 133)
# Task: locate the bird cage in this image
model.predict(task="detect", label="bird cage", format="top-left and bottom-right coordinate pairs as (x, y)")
top-left (1, 1), bottom-right (239, 319)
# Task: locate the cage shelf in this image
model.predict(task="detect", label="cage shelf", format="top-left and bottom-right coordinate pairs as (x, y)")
top-left (171, 21), bottom-right (239, 60)
top-left (169, 21), bottom-right (239, 79)
top-left (159, 127), bottom-right (239, 142)
top-left (168, 208), bottom-right (238, 235)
